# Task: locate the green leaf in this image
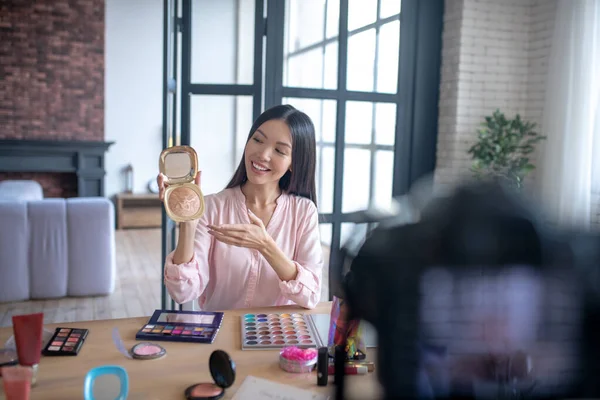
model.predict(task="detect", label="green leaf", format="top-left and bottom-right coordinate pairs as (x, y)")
top-left (467, 110), bottom-right (543, 187)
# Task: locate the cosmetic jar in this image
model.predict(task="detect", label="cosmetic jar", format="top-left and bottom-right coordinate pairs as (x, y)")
top-left (279, 346), bottom-right (318, 373)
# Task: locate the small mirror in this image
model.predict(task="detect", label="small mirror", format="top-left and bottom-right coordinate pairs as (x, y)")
top-left (159, 146), bottom-right (198, 185)
top-left (164, 152), bottom-right (193, 179)
top-left (93, 374), bottom-right (122, 400)
top-left (84, 365), bottom-right (128, 400)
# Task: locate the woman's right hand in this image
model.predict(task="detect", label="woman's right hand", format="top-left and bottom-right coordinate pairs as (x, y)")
top-left (157, 171), bottom-right (203, 229)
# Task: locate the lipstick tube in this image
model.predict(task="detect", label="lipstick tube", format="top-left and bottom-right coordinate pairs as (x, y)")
top-left (327, 364), bottom-right (368, 375)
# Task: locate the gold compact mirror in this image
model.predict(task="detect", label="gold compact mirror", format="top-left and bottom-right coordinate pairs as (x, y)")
top-left (159, 146), bottom-right (205, 222)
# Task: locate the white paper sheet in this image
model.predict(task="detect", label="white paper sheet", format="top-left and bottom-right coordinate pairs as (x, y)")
top-left (231, 376), bottom-right (330, 400)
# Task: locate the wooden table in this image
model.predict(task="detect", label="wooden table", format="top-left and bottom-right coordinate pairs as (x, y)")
top-left (0, 303), bottom-right (381, 399)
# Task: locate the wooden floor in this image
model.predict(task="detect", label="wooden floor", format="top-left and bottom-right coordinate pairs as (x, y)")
top-left (0, 229), bottom-right (330, 328)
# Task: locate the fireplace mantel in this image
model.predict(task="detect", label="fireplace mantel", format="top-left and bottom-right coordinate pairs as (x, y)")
top-left (0, 139), bottom-right (114, 197)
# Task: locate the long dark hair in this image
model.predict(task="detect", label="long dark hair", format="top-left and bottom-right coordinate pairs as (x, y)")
top-left (225, 104), bottom-right (318, 207)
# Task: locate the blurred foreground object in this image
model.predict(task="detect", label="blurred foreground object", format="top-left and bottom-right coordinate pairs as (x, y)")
top-left (337, 181), bottom-right (600, 399)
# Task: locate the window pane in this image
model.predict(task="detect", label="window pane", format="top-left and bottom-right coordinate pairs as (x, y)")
top-left (324, 42), bottom-right (338, 89)
top-left (374, 150), bottom-right (394, 210)
top-left (376, 20), bottom-right (400, 93)
top-left (285, 49), bottom-right (324, 89)
top-left (342, 148), bottom-right (371, 213)
top-left (341, 223), bottom-right (368, 248)
top-left (285, 0), bottom-right (326, 50)
top-left (322, 101), bottom-right (337, 143)
top-left (326, 0), bottom-right (340, 38)
top-left (282, 97), bottom-right (336, 214)
top-left (319, 223), bottom-right (332, 300)
top-left (283, 98), bottom-right (337, 145)
top-left (320, 223), bottom-right (332, 248)
top-left (380, 0), bottom-right (402, 19)
top-left (345, 101), bottom-right (373, 145)
top-left (191, 0), bottom-right (254, 84)
top-left (375, 103), bottom-right (397, 145)
top-left (235, 97), bottom-right (254, 165)
top-left (190, 95), bottom-right (253, 195)
top-left (319, 146), bottom-right (335, 214)
top-left (284, 0), bottom-right (338, 90)
top-left (348, 0), bottom-right (377, 31)
top-left (347, 29), bottom-right (376, 92)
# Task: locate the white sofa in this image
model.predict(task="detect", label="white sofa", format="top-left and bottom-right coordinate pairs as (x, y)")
top-left (0, 180), bottom-right (116, 303)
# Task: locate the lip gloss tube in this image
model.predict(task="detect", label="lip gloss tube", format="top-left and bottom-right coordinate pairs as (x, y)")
top-left (327, 364), bottom-right (368, 375)
top-left (12, 313), bottom-right (44, 385)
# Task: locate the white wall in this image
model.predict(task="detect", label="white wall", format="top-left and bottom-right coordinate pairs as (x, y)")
top-left (104, 0), bottom-right (253, 199)
top-left (105, 0), bottom-right (164, 199)
top-left (435, 0), bottom-right (557, 190)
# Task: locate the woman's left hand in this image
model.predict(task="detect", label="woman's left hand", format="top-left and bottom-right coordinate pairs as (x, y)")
top-left (208, 210), bottom-right (271, 251)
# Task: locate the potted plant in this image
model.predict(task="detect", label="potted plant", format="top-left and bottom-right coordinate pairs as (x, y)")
top-left (468, 110), bottom-right (546, 190)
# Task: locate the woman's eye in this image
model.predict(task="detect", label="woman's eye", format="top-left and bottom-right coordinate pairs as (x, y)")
top-left (276, 148), bottom-right (287, 155)
top-left (253, 137), bottom-right (261, 143)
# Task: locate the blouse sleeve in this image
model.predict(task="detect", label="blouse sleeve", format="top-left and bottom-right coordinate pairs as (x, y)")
top-left (279, 201), bottom-right (324, 309)
top-left (163, 214), bottom-right (212, 305)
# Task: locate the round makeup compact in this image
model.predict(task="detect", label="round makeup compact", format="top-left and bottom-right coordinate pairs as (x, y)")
top-left (159, 145), bottom-right (205, 222)
top-left (130, 342), bottom-right (166, 360)
top-left (185, 350), bottom-right (236, 400)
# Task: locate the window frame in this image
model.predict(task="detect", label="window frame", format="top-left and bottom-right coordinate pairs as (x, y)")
top-left (161, 0), bottom-right (444, 306)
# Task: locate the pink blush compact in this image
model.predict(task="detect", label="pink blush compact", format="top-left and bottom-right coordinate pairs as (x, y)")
top-left (131, 342), bottom-right (166, 360)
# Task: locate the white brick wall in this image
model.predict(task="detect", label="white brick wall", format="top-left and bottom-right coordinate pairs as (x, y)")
top-left (434, 0), bottom-right (558, 194)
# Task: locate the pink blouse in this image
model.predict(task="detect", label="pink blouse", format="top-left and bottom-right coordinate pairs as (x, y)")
top-left (164, 185), bottom-right (324, 311)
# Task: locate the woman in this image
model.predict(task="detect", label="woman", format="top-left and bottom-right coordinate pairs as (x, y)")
top-left (158, 105), bottom-right (323, 311)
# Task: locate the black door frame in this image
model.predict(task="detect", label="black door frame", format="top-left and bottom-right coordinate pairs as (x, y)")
top-left (162, 0), bottom-right (444, 307)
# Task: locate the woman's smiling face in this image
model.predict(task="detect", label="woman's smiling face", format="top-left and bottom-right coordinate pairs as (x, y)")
top-left (244, 119), bottom-right (293, 185)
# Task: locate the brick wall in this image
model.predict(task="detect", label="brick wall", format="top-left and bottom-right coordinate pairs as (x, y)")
top-left (0, 0), bottom-right (104, 141)
top-left (0, 0), bottom-right (104, 197)
top-left (0, 172), bottom-right (77, 198)
top-left (434, 0), bottom-right (557, 193)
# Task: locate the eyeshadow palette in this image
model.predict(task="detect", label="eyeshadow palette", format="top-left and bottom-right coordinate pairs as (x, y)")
top-left (135, 309), bottom-right (224, 344)
top-left (241, 313), bottom-right (323, 350)
top-left (42, 327), bottom-right (89, 356)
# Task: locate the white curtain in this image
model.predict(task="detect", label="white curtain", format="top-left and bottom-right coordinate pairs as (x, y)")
top-left (538, 0), bottom-right (600, 229)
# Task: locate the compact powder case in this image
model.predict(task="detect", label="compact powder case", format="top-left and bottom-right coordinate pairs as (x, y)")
top-left (130, 342), bottom-right (166, 360)
top-left (159, 146), bottom-right (205, 222)
top-left (185, 350), bottom-right (236, 400)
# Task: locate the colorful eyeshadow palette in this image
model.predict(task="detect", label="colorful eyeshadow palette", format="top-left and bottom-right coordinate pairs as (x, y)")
top-left (135, 309), bottom-right (224, 344)
top-left (42, 327), bottom-right (89, 356)
top-left (241, 313), bottom-right (322, 350)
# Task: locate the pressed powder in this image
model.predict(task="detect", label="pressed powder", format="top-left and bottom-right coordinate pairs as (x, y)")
top-left (168, 186), bottom-right (201, 218)
top-left (189, 383), bottom-right (223, 397)
top-left (185, 350), bottom-right (235, 400)
top-left (159, 145), bottom-right (205, 222)
top-left (131, 342), bottom-right (166, 360)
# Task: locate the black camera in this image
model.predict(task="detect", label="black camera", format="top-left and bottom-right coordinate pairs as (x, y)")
top-left (336, 182), bottom-right (600, 399)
